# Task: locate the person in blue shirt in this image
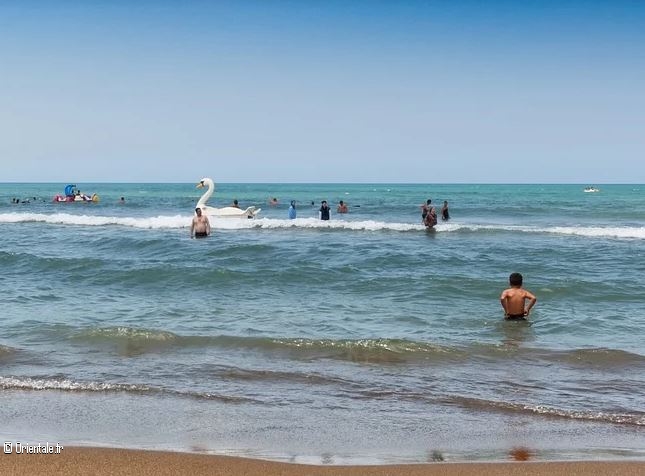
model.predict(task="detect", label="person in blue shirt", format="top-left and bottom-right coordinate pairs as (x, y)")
top-left (288, 200), bottom-right (297, 219)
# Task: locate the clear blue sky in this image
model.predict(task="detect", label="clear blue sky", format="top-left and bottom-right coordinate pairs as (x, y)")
top-left (1, 0), bottom-right (644, 183)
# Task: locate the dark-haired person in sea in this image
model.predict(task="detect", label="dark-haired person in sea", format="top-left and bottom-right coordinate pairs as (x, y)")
top-left (500, 273), bottom-right (537, 321)
top-left (441, 200), bottom-right (450, 221)
top-left (421, 199), bottom-right (437, 228)
top-left (288, 200), bottom-right (296, 219)
top-left (190, 207), bottom-right (211, 238)
top-left (319, 200), bottom-right (331, 220)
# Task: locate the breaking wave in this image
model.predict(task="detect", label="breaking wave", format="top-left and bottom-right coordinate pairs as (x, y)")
top-left (2, 212), bottom-right (645, 238)
top-left (447, 395), bottom-right (645, 426)
top-left (0, 376), bottom-right (255, 403)
top-left (66, 328), bottom-right (645, 367)
top-left (69, 328), bottom-right (461, 363)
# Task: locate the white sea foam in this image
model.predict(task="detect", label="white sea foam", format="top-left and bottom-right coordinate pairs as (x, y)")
top-left (0, 376), bottom-right (255, 402)
top-left (0, 376), bottom-right (150, 392)
top-left (0, 212), bottom-right (189, 229)
top-left (236, 217), bottom-right (423, 232)
top-left (438, 223), bottom-right (645, 240)
top-left (547, 226), bottom-right (645, 240)
top-left (0, 212), bottom-right (425, 231)
top-left (2, 212), bottom-right (645, 238)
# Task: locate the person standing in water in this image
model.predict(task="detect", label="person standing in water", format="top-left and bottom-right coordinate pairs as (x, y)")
top-left (288, 200), bottom-right (297, 219)
top-left (500, 273), bottom-right (537, 320)
top-left (319, 200), bottom-right (331, 220)
top-left (441, 200), bottom-right (450, 221)
top-left (422, 199), bottom-right (437, 228)
top-left (337, 200), bottom-right (348, 213)
top-left (190, 207), bottom-right (211, 238)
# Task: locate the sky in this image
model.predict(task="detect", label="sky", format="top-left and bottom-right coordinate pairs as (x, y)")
top-left (1, 0), bottom-right (644, 183)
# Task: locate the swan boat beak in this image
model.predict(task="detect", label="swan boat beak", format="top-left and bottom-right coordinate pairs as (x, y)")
top-left (196, 180), bottom-right (205, 189)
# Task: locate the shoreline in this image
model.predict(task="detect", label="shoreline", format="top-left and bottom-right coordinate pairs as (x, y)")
top-left (2, 447), bottom-right (645, 476)
top-left (3, 387), bottom-right (644, 467)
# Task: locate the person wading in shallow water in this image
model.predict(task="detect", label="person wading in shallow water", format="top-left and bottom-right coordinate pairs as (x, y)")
top-left (422, 199), bottom-right (437, 228)
top-left (500, 272), bottom-right (537, 321)
top-left (288, 200), bottom-right (297, 219)
top-left (319, 200), bottom-right (331, 220)
top-left (441, 200), bottom-right (450, 221)
top-left (190, 207), bottom-right (211, 238)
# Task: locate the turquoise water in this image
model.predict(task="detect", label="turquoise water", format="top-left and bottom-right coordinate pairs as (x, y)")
top-left (1, 182), bottom-right (644, 463)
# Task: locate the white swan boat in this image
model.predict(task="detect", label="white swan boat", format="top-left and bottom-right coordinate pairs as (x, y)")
top-left (195, 178), bottom-right (261, 218)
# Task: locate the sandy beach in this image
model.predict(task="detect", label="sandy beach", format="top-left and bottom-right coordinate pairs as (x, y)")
top-left (1, 447), bottom-right (644, 476)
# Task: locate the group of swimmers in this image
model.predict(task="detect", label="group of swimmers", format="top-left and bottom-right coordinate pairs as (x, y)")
top-left (215, 196), bottom-right (451, 225)
top-left (421, 199), bottom-right (450, 228)
top-left (10, 197), bottom-right (44, 204)
top-left (269, 199), bottom-right (350, 220)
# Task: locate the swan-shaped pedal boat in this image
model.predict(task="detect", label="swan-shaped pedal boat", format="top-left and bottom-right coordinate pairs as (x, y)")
top-left (195, 178), bottom-right (261, 218)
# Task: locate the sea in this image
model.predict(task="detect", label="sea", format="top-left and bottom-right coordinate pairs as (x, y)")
top-left (1, 182), bottom-right (644, 464)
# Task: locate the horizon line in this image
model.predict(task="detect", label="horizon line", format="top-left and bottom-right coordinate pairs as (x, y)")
top-left (0, 181), bottom-right (641, 186)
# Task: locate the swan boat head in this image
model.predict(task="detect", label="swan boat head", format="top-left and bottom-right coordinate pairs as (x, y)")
top-left (196, 178), bottom-right (215, 209)
top-left (196, 178), bottom-right (214, 190)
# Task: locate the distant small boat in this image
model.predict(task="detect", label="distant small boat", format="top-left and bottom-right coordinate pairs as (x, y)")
top-left (584, 186), bottom-right (600, 193)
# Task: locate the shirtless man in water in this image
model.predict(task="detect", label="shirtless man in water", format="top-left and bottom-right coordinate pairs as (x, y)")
top-left (500, 273), bottom-right (537, 320)
top-left (190, 207), bottom-right (211, 238)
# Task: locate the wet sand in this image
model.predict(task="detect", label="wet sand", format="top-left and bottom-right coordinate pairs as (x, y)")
top-left (1, 447), bottom-right (644, 475)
